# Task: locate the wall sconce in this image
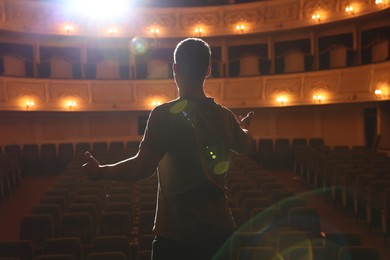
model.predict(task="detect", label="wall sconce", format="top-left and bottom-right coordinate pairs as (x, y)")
top-left (108, 27), bottom-right (118, 35)
top-left (67, 100), bottom-right (77, 110)
top-left (25, 100), bottom-right (35, 110)
top-left (345, 5), bottom-right (354, 14)
top-left (150, 27), bottom-right (160, 37)
top-left (64, 24), bottom-right (74, 34)
top-left (276, 96), bottom-right (287, 105)
top-left (194, 27), bottom-right (203, 37)
top-left (312, 94), bottom-right (323, 103)
top-left (311, 14), bottom-right (321, 22)
top-left (235, 24), bottom-right (245, 33)
top-left (375, 0), bottom-right (383, 6)
top-left (151, 100), bottom-right (161, 107)
top-left (374, 89), bottom-right (382, 95)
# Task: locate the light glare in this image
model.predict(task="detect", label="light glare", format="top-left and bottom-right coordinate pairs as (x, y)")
top-left (70, 0), bottom-right (128, 21)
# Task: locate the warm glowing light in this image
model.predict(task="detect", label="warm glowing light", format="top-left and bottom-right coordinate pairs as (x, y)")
top-left (375, 0), bottom-right (383, 4)
top-left (311, 14), bottom-right (321, 21)
top-left (25, 100), bottom-right (35, 109)
top-left (313, 94), bottom-right (323, 103)
top-left (69, 0), bottom-right (128, 21)
top-left (375, 89), bottom-right (382, 95)
top-left (67, 100), bottom-right (77, 109)
top-left (64, 24), bottom-right (74, 33)
top-left (236, 24), bottom-right (245, 32)
top-left (276, 96), bottom-right (287, 105)
top-left (151, 100), bottom-right (161, 107)
top-left (345, 5), bottom-right (354, 13)
top-left (150, 27), bottom-right (160, 35)
top-left (108, 27), bottom-right (118, 35)
top-left (194, 27), bottom-right (203, 36)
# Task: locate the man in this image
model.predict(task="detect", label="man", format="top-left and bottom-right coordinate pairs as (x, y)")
top-left (83, 38), bottom-right (254, 259)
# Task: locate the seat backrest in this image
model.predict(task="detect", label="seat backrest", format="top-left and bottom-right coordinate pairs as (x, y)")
top-left (60, 212), bottom-right (93, 245)
top-left (43, 237), bottom-right (83, 260)
top-left (325, 232), bottom-right (362, 259)
top-left (19, 214), bottom-right (54, 250)
top-left (239, 246), bottom-right (282, 260)
top-left (338, 246), bottom-right (380, 260)
top-left (31, 204), bottom-right (61, 234)
top-left (91, 235), bottom-right (130, 259)
top-left (277, 231), bottom-right (312, 257)
top-left (86, 252), bottom-right (127, 260)
top-left (288, 207), bottom-right (321, 236)
top-left (97, 212), bottom-right (131, 238)
top-left (40, 144), bottom-right (58, 160)
top-left (0, 240), bottom-right (34, 260)
top-left (230, 232), bottom-right (268, 260)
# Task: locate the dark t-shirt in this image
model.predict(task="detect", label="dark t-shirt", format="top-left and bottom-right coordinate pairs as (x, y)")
top-left (140, 97), bottom-right (250, 240)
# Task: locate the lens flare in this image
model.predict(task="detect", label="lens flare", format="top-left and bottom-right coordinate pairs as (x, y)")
top-left (129, 37), bottom-right (149, 55)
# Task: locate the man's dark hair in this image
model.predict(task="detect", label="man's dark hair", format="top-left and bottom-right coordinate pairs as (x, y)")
top-left (174, 38), bottom-right (211, 85)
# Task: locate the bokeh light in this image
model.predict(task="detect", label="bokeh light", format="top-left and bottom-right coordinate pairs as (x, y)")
top-left (129, 37), bottom-right (149, 55)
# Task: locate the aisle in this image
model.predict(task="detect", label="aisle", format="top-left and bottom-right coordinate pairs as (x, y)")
top-left (0, 176), bottom-right (56, 242)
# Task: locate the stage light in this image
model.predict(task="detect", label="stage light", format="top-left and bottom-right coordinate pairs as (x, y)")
top-left (69, 0), bottom-right (128, 21)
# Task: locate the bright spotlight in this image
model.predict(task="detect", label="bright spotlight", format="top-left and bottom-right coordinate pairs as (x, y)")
top-left (69, 0), bottom-right (128, 21)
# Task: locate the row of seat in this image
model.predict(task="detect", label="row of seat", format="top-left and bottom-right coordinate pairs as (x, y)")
top-left (0, 141), bottom-right (141, 177)
top-left (1, 141), bottom-right (384, 259)
top-left (0, 153), bottom-right (21, 202)
top-left (294, 145), bottom-right (390, 243)
top-left (10, 147), bottom-right (159, 260)
top-left (0, 137), bottom-right (323, 178)
top-left (217, 155), bottom-right (381, 260)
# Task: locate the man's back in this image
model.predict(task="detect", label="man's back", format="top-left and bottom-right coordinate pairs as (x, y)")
top-left (141, 97), bottom-right (248, 240)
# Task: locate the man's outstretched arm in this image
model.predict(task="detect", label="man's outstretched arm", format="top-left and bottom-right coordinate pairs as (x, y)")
top-left (82, 145), bottom-right (161, 182)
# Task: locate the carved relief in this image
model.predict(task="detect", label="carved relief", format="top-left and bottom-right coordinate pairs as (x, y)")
top-left (371, 66), bottom-right (390, 91)
top-left (5, 1), bottom-right (57, 27)
top-left (48, 83), bottom-right (89, 101)
top-left (340, 69), bottom-right (371, 93)
top-left (264, 1), bottom-right (299, 24)
top-left (303, 74), bottom-right (339, 96)
top-left (6, 81), bottom-right (45, 101)
top-left (265, 77), bottom-right (301, 98)
top-left (224, 79), bottom-right (262, 100)
top-left (0, 0), bottom-right (386, 37)
top-left (135, 12), bottom-right (176, 29)
top-left (303, 0), bottom-right (335, 18)
top-left (223, 8), bottom-right (261, 26)
top-left (179, 12), bottom-right (220, 28)
top-left (136, 82), bottom-right (177, 103)
top-left (91, 82), bottom-right (134, 103)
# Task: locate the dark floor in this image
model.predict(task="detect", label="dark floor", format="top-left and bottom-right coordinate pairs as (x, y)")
top-left (1, 171), bottom-right (390, 259)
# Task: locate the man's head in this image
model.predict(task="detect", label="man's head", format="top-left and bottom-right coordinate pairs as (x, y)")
top-left (173, 38), bottom-right (211, 86)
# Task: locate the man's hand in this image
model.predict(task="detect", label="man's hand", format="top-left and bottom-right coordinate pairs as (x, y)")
top-left (239, 111), bottom-right (254, 130)
top-left (82, 151), bottom-right (102, 180)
